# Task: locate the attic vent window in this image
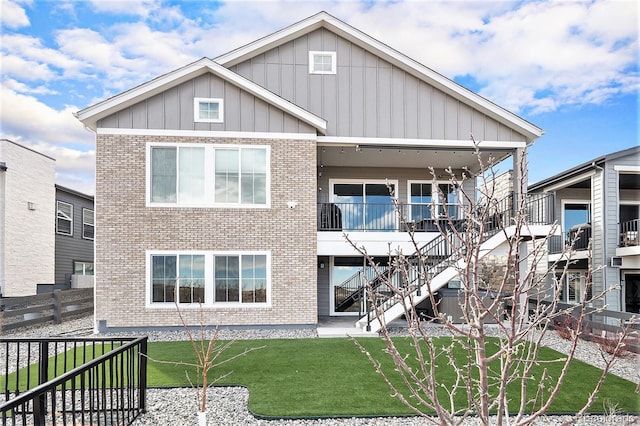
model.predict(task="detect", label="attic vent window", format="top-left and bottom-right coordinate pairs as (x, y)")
top-left (194, 98), bottom-right (224, 123)
top-left (309, 51), bottom-right (336, 74)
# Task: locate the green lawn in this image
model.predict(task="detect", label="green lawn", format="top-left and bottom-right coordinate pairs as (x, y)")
top-left (145, 337), bottom-right (639, 417)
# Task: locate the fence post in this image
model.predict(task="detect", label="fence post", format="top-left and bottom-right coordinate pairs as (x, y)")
top-left (139, 337), bottom-right (148, 412)
top-left (34, 341), bottom-right (49, 424)
top-left (53, 290), bottom-right (62, 325)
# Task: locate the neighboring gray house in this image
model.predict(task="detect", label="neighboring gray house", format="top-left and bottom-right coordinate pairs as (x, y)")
top-left (51, 185), bottom-right (95, 292)
top-left (0, 139), bottom-right (55, 297)
top-left (529, 146), bottom-right (640, 314)
top-left (75, 12), bottom-right (552, 333)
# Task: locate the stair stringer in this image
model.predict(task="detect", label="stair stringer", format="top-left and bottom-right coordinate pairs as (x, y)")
top-left (355, 226), bottom-right (530, 333)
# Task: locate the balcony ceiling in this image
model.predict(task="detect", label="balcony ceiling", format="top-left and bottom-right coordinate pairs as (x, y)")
top-left (317, 146), bottom-right (512, 174)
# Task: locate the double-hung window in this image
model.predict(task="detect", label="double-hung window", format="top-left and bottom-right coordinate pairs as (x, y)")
top-left (557, 271), bottom-right (591, 304)
top-left (82, 208), bottom-right (94, 240)
top-left (149, 251), bottom-right (269, 306)
top-left (148, 143), bottom-right (269, 207)
top-left (56, 201), bottom-right (73, 236)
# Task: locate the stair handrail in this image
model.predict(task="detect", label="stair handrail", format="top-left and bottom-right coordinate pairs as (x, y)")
top-left (365, 192), bottom-right (516, 318)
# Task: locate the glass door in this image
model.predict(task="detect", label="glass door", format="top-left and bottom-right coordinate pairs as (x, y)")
top-left (331, 181), bottom-right (397, 231)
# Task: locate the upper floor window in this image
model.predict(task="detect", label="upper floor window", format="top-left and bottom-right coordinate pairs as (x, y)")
top-left (309, 51), bottom-right (336, 74)
top-left (148, 143), bottom-right (269, 208)
top-left (194, 98), bottom-right (224, 123)
top-left (56, 201), bottom-right (73, 236)
top-left (82, 208), bottom-right (95, 240)
top-left (408, 181), bottom-right (462, 222)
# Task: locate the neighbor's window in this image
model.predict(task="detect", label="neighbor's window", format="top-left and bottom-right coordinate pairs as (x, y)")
top-left (56, 201), bottom-right (73, 236)
top-left (82, 208), bottom-right (94, 240)
top-left (74, 261), bottom-right (94, 276)
top-left (309, 51), bottom-right (336, 74)
top-left (150, 251), bottom-right (269, 305)
top-left (557, 271), bottom-right (592, 304)
top-left (194, 98), bottom-right (223, 123)
top-left (149, 143), bottom-right (268, 207)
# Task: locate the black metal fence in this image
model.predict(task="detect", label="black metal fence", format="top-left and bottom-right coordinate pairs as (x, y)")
top-left (1, 336), bottom-right (147, 425)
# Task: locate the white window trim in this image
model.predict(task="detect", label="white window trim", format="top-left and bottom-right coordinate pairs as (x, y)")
top-left (74, 261), bottom-right (94, 275)
top-left (146, 142), bottom-right (271, 208)
top-left (561, 199), bottom-right (591, 233)
top-left (82, 208), bottom-right (94, 240)
top-left (194, 97), bottom-right (224, 123)
top-left (145, 250), bottom-right (271, 308)
top-left (309, 51), bottom-right (336, 74)
top-left (563, 270), bottom-right (589, 305)
top-left (56, 201), bottom-right (73, 236)
top-left (407, 180), bottom-right (462, 220)
top-left (329, 179), bottom-right (399, 200)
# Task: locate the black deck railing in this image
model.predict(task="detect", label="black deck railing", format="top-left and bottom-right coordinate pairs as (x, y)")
top-left (620, 219), bottom-right (639, 247)
top-left (318, 202), bottom-right (462, 232)
top-left (358, 192), bottom-right (554, 329)
top-left (1, 337), bottom-right (147, 425)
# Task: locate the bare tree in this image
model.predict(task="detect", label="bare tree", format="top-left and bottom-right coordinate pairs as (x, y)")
top-left (146, 301), bottom-right (264, 425)
top-left (349, 145), bottom-right (637, 425)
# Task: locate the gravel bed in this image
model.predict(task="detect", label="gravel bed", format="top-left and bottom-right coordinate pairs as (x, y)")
top-left (2, 315), bottom-right (638, 425)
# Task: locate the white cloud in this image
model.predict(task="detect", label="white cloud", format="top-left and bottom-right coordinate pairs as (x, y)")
top-left (2, 78), bottom-right (57, 95)
top-left (0, 0), bottom-right (31, 29)
top-left (0, 84), bottom-right (96, 193)
top-left (0, 84), bottom-right (92, 148)
top-left (89, 0), bottom-right (159, 17)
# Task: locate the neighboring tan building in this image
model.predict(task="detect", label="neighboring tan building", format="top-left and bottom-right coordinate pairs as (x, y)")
top-left (0, 139), bottom-right (56, 297)
top-left (75, 12), bottom-right (552, 333)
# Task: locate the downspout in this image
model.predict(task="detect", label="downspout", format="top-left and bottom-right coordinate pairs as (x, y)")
top-left (79, 122), bottom-right (99, 333)
top-left (591, 161), bottom-right (610, 312)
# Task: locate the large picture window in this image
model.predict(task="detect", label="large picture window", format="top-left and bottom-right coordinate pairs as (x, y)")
top-left (149, 251), bottom-right (269, 306)
top-left (148, 143), bottom-right (269, 207)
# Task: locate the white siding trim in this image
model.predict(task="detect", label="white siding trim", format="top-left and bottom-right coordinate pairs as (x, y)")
top-left (317, 136), bottom-right (526, 149)
top-left (614, 165), bottom-right (640, 172)
top-left (98, 127), bottom-right (318, 141)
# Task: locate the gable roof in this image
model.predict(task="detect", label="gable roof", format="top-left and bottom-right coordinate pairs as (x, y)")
top-left (529, 145), bottom-right (640, 190)
top-left (74, 58), bottom-right (327, 134)
top-left (216, 11), bottom-right (543, 142)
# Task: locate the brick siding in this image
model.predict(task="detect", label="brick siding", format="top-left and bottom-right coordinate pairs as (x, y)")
top-left (95, 134), bottom-right (317, 328)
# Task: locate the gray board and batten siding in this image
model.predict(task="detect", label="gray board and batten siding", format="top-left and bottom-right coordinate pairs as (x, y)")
top-left (229, 27), bottom-right (528, 141)
top-left (97, 73), bottom-right (316, 134)
top-left (55, 186), bottom-right (94, 288)
top-left (98, 27), bottom-right (528, 143)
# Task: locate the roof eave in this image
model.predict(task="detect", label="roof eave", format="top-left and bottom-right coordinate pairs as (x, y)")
top-left (74, 58), bottom-right (326, 134)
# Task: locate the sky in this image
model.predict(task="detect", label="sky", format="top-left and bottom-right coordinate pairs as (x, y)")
top-left (1, 0), bottom-right (638, 195)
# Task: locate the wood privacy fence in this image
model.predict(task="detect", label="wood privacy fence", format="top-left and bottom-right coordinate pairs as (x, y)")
top-left (0, 288), bottom-right (93, 333)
